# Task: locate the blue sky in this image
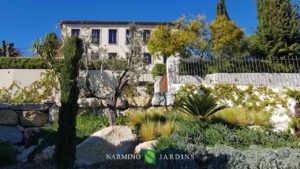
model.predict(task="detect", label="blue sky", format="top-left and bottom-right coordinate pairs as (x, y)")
top-left (0, 0), bottom-right (297, 55)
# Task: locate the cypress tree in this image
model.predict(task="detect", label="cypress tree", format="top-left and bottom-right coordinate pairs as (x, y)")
top-left (256, 0), bottom-right (300, 59)
top-left (55, 36), bottom-right (83, 169)
top-left (216, 0), bottom-right (230, 20)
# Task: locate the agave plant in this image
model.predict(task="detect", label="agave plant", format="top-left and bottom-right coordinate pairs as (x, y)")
top-left (178, 94), bottom-right (226, 120)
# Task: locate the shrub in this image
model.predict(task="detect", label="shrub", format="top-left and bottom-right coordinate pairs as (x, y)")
top-left (209, 145), bottom-right (300, 169)
top-left (212, 107), bottom-right (271, 127)
top-left (128, 111), bottom-right (174, 141)
top-left (0, 57), bottom-right (127, 70)
top-left (144, 82), bottom-right (154, 96)
top-left (286, 89), bottom-right (300, 103)
top-left (151, 63), bottom-right (166, 78)
top-left (174, 84), bottom-right (210, 105)
top-left (140, 120), bottom-right (156, 141)
top-left (178, 94), bottom-right (226, 120)
top-left (0, 143), bottom-right (16, 167)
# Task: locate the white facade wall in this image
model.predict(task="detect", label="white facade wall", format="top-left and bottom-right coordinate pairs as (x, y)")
top-left (61, 23), bottom-right (170, 71)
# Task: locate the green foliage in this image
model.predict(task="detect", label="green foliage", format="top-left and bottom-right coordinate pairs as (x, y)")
top-left (286, 89), bottom-right (300, 103)
top-left (41, 33), bottom-right (59, 62)
top-left (209, 15), bottom-right (247, 58)
top-left (209, 84), bottom-right (287, 112)
top-left (0, 57), bottom-right (126, 70)
top-left (128, 111), bottom-right (175, 141)
top-left (148, 16), bottom-right (209, 58)
top-left (175, 84), bottom-right (209, 105)
top-left (256, 0), bottom-right (300, 59)
top-left (122, 83), bottom-right (138, 98)
top-left (56, 36), bottom-right (83, 169)
top-left (151, 63), bottom-right (166, 78)
top-left (209, 145), bottom-right (300, 169)
top-left (0, 143), bottom-right (16, 167)
top-left (0, 70), bottom-right (58, 103)
top-left (144, 82), bottom-right (154, 96)
top-left (178, 94), bottom-right (226, 120)
top-left (212, 107), bottom-right (271, 127)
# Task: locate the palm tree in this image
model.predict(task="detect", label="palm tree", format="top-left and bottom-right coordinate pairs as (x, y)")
top-left (179, 94), bottom-right (226, 120)
top-left (31, 39), bottom-right (42, 56)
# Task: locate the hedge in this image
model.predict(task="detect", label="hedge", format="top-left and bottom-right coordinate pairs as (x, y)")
top-left (0, 57), bottom-right (127, 70)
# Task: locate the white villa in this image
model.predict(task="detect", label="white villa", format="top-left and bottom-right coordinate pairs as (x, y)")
top-left (60, 20), bottom-right (177, 71)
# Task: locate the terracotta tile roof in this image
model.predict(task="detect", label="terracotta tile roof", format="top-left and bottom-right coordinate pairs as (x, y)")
top-left (59, 20), bottom-right (177, 27)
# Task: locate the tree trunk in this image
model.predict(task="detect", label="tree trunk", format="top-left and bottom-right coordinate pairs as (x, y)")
top-left (108, 89), bottom-right (118, 126)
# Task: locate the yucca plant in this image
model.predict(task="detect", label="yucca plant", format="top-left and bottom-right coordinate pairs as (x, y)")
top-left (178, 94), bottom-right (226, 120)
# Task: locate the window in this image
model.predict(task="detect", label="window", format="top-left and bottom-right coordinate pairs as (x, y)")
top-left (91, 29), bottom-right (100, 44)
top-left (163, 55), bottom-right (168, 64)
top-left (144, 53), bottom-right (152, 65)
top-left (109, 29), bottom-right (117, 44)
top-left (126, 30), bottom-right (130, 44)
top-left (108, 53), bottom-right (117, 59)
top-left (71, 29), bottom-right (80, 37)
top-left (143, 30), bottom-right (151, 42)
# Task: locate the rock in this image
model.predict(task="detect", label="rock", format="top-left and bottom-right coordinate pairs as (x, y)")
top-left (151, 93), bottom-right (175, 106)
top-left (128, 96), bottom-right (152, 108)
top-left (78, 98), bottom-right (103, 108)
top-left (16, 146), bottom-right (36, 163)
top-left (75, 126), bottom-right (136, 167)
top-left (0, 109), bottom-right (18, 125)
top-left (34, 145), bottom-right (55, 162)
top-left (0, 126), bottom-right (23, 144)
top-left (16, 125), bottom-right (25, 132)
top-left (15, 145), bottom-right (25, 154)
top-left (134, 140), bottom-right (157, 154)
top-left (20, 111), bottom-right (48, 127)
top-left (0, 103), bottom-right (10, 109)
top-left (116, 98), bottom-right (128, 109)
top-left (23, 127), bottom-right (40, 141)
top-left (10, 103), bottom-right (49, 111)
top-left (48, 104), bottom-right (59, 122)
top-left (271, 109), bottom-right (291, 132)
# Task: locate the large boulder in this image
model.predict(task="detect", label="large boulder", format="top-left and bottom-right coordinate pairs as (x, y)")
top-left (134, 140), bottom-right (157, 154)
top-left (78, 98), bottom-right (103, 108)
top-left (75, 126), bottom-right (136, 167)
top-left (0, 109), bottom-right (18, 126)
top-left (48, 104), bottom-right (59, 123)
top-left (151, 93), bottom-right (175, 106)
top-left (0, 126), bottom-right (23, 144)
top-left (20, 111), bottom-right (48, 127)
top-left (128, 96), bottom-right (152, 108)
top-left (34, 145), bottom-right (55, 162)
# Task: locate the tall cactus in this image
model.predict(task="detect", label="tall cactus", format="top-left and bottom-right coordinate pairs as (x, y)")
top-left (55, 36), bottom-right (83, 169)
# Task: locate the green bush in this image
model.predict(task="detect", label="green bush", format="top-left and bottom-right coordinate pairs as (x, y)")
top-left (0, 143), bottom-right (16, 167)
top-left (151, 63), bottom-right (166, 78)
top-left (178, 94), bottom-right (226, 120)
top-left (211, 107), bottom-right (271, 127)
top-left (0, 57), bottom-right (127, 70)
top-left (144, 82), bottom-right (154, 96)
top-left (209, 145), bottom-right (300, 169)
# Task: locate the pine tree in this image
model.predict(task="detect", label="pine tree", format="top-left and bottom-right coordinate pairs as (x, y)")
top-left (55, 36), bottom-right (83, 169)
top-left (256, 0), bottom-right (300, 59)
top-left (217, 0), bottom-right (230, 20)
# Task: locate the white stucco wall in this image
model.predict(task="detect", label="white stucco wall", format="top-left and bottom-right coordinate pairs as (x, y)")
top-left (0, 69), bottom-right (153, 89)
